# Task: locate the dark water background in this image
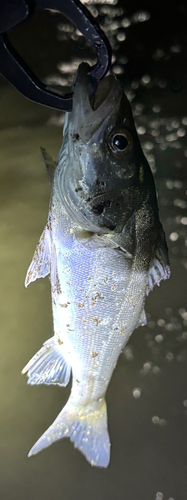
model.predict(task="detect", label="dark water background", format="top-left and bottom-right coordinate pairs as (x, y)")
top-left (0, 1), bottom-right (187, 499)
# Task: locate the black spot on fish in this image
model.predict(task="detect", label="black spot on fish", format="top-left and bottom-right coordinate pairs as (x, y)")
top-left (108, 224), bottom-right (116, 231)
top-left (91, 200), bottom-right (111, 215)
top-left (73, 133), bottom-right (80, 141)
top-left (92, 204), bottom-right (104, 215)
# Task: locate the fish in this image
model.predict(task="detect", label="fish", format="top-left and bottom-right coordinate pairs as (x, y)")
top-left (22, 63), bottom-right (170, 468)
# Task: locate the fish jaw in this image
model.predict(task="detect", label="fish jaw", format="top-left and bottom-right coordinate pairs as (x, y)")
top-left (69, 62), bottom-right (124, 143)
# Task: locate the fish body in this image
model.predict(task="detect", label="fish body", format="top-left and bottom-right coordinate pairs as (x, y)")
top-left (23, 64), bottom-right (170, 467)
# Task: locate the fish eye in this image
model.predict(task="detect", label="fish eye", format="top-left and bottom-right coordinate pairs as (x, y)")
top-left (108, 130), bottom-right (132, 153)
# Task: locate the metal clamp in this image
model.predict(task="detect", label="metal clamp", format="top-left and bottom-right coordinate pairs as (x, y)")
top-left (0, 0), bottom-right (112, 110)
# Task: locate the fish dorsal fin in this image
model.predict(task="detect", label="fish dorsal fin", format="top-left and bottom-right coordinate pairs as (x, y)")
top-left (25, 224), bottom-right (51, 287)
top-left (135, 308), bottom-right (147, 329)
top-left (147, 246), bottom-right (170, 295)
top-left (40, 147), bottom-right (56, 182)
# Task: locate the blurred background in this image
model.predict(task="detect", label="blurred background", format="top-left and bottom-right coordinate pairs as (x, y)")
top-left (0, 1), bottom-right (187, 499)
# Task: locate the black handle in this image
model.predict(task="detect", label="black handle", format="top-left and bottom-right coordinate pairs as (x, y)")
top-left (0, 0), bottom-right (112, 111)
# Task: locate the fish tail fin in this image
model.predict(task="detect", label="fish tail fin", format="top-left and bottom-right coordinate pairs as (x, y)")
top-left (28, 397), bottom-right (110, 468)
top-left (22, 337), bottom-right (71, 387)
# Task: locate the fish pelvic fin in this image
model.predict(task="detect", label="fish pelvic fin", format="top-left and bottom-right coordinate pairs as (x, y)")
top-left (147, 245), bottom-right (170, 295)
top-left (28, 397), bottom-right (110, 468)
top-left (147, 222), bottom-right (170, 295)
top-left (25, 224), bottom-right (51, 287)
top-left (22, 337), bottom-right (71, 387)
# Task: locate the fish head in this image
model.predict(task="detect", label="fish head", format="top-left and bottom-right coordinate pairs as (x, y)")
top-left (58, 63), bottom-right (150, 234)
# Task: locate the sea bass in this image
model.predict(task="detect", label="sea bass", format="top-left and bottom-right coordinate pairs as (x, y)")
top-left (22, 63), bottom-right (170, 467)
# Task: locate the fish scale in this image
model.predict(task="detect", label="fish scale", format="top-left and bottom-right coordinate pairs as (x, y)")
top-left (22, 63), bottom-right (170, 467)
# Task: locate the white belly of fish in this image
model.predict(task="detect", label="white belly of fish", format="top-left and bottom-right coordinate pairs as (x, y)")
top-left (54, 236), bottom-right (143, 404)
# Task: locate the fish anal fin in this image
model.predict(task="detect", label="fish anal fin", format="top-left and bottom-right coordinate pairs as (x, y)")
top-left (28, 397), bottom-right (110, 468)
top-left (22, 337), bottom-right (71, 387)
top-left (25, 225), bottom-right (51, 287)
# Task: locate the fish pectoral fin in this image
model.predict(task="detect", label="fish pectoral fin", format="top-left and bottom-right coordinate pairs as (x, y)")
top-left (147, 244), bottom-right (170, 295)
top-left (75, 230), bottom-right (133, 258)
top-left (27, 397), bottom-right (110, 468)
top-left (22, 337), bottom-right (71, 387)
top-left (135, 308), bottom-right (147, 329)
top-left (95, 234), bottom-right (133, 258)
top-left (75, 230), bottom-right (105, 249)
top-left (25, 224), bottom-right (51, 287)
top-left (40, 147), bottom-right (56, 183)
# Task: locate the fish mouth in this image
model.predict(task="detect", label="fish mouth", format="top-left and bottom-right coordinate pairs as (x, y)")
top-left (88, 73), bottom-right (119, 111)
top-left (70, 63), bottom-right (123, 140)
top-left (73, 62), bottom-right (118, 109)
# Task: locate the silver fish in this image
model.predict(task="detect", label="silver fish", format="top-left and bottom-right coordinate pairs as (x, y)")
top-left (22, 63), bottom-right (170, 468)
